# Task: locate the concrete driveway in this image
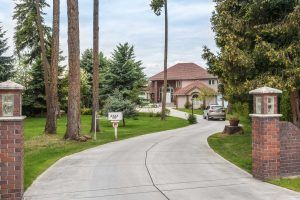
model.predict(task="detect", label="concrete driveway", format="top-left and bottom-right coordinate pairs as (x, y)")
top-left (24, 111), bottom-right (300, 200)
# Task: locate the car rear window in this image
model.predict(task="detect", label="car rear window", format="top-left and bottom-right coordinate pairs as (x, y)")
top-left (211, 106), bottom-right (223, 110)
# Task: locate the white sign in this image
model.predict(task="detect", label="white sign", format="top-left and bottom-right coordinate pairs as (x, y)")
top-left (108, 112), bottom-right (123, 122)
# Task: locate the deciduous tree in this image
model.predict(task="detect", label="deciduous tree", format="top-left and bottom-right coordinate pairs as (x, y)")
top-left (203, 0), bottom-right (300, 126)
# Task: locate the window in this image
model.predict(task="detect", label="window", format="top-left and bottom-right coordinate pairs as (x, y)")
top-left (256, 96), bottom-right (262, 114)
top-left (176, 81), bottom-right (182, 88)
top-left (2, 94), bottom-right (14, 117)
top-left (209, 80), bottom-right (215, 85)
top-left (267, 96), bottom-right (275, 114)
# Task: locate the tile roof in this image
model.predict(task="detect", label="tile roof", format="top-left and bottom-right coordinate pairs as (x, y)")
top-left (149, 63), bottom-right (216, 81)
top-left (174, 81), bottom-right (214, 96)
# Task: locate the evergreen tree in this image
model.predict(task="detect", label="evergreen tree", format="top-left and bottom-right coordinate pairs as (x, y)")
top-left (150, 0), bottom-right (169, 120)
top-left (203, 0), bottom-right (300, 126)
top-left (13, 0), bottom-right (51, 63)
top-left (0, 24), bottom-right (14, 82)
top-left (101, 43), bottom-right (146, 103)
top-left (80, 49), bottom-right (108, 108)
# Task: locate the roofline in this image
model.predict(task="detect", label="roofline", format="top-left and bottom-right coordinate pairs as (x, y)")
top-left (150, 77), bottom-right (218, 81)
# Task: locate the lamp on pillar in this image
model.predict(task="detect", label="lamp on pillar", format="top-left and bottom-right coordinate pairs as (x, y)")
top-left (249, 86), bottom-right (282, 180)
top-left (0, 80), bottom-right (26, 200)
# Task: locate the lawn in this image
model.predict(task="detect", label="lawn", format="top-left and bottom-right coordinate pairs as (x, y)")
top-left (176, 108), bottom-right (204, 115)
top-left (24, 113), bottom-right (189, 190)
top-left (207, 114), bottom-right (300, 192)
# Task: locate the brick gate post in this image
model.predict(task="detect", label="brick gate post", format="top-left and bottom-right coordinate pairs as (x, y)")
top-left (249, 87), bottom-right (282, 180)
top-left (0, 81), bottom-right (25, 200)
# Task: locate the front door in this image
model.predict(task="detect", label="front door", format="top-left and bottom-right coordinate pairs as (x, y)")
top-left (166, 92), bottom-right (172, 103)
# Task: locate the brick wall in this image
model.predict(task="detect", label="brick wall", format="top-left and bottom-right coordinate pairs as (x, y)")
top-left (0, 120), bottom-right (24, 200)
top-left (252, 117), bottom-right (281, 180)
top-left (280, 121), bottom-right (300, 177)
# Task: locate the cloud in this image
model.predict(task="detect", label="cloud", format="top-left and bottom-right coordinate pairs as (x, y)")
top-left (0, 0), bottom-right (217, 76)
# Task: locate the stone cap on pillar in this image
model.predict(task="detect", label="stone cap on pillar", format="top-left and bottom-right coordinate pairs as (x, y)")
top-left (249, 86), bottom-right (282, 117)
top-left (0, 80), bottom-right (25, 90)
top-left (249, 86), bottom-right (282, 94)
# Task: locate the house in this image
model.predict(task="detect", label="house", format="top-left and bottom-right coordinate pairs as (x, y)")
top-left (149, 63), bottom-right (219, 109)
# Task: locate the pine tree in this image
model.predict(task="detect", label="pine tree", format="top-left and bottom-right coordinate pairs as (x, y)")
top-left (150, 0), bottom-right (169, 120)
top-left (101, 43), bottom-right (146, 103)
top-left (0, 24), bottom-right (14, 82)
top-left (80, 49), bottom-right (108, 108)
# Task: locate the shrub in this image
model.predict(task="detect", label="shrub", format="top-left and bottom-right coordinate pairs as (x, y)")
top-left (155, 108), bottom-right (170, 118)
top-left (185, 101), bottom-right (191, 109)
top-left (148, 112), bottom-right (154, 117)
top-left (187, 114), bottom-right (197, 124)
top-left (81, 108), bottom-right (92, 115)
top-left (280, 91), bottom-right (292, 122)
top-left (102, 90), bottom-right (138, 124)
top-left (233, 102), bottom-right (249, 116)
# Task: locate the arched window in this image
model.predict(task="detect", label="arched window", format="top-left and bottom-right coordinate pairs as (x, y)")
top-left (159, 84), bottom-right (174, 102)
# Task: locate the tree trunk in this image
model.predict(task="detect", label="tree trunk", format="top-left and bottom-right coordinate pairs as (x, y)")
top-left (91, 0), bottom-right (100, 133)
top-left (123, 118), bottom-right (126, 127)
top-left (161, 0), bottom-right (168, 121)
top-left (35, 0), bottom-right (55, 134)
top-left (46, 0), bottom-right (60, 134)
top-left (290, 89), bottom-right (300, 127)
top-left (65, 0), bottom-right (81, 140)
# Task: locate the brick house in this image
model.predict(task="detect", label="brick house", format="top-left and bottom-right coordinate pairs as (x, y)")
top-left (149, 63), bottom-right (219, 108)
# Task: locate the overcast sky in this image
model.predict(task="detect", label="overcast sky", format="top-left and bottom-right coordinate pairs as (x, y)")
top-left (0, 0), bottom-right (217, 77)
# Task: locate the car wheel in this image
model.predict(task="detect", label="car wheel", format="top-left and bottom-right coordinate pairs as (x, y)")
top-left (203, 115), bottom-right (206, 119)
top-left (207, 117), bottom-right (210, 121)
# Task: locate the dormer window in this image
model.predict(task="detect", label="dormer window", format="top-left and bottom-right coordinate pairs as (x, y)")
top-left (209, 80), bottom-right (215, 85)
top-left (176, 81), bottom-right (182, 88)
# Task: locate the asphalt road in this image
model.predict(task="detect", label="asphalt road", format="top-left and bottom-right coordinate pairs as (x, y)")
top-left (24, 111), bottom-right (300, 200)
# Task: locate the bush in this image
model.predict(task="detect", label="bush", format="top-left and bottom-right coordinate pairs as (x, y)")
top-left (148, 112), bottom-right (154, 117)
top-left (185, 101), bottom-right (191, 109)
top-left (155, 108), bottom-right (170, 118)
top-left (187, 114), bottom-right (197, 124)
top-left (102, 89), bottom-right (138, 119)
top-left (81, 108), bottom-right (92, 115)
top-left (233, 102), bottom-right (249, 116)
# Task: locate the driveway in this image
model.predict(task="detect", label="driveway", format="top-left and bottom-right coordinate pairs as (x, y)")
top-left (24, 110), bottom-right (300, 200)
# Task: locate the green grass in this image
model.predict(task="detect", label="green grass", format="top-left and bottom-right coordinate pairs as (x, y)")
top-left (207, 114), bottom-right (300, 192)
top-left (24, 114), bottom-right (189, 190)
top-left (176, 108), bottom-right (204, 115)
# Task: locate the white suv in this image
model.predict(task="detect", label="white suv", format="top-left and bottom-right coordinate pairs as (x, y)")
top-left (203, 105), bottom-right (226, 121)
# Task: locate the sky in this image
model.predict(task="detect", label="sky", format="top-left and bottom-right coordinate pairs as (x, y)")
top-left (0, 0), bottom-right (218, 77)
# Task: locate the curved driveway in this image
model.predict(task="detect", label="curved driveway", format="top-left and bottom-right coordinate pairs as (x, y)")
top-left (24, 110), bottom-right (300, 200)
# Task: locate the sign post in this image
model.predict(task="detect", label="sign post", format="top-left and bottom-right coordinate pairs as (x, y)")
top-left (94, 111), bottom-right (101, 140)
top-left (108, 112), bottom-right (123, 140)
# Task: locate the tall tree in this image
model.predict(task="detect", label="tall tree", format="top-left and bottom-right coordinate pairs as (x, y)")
top-left (80, 49), bottom-right (108, 108)
top-left (150, 0), bottom-right (168, 120)
top-left (0, 24), bottom-right (14, 82)
top-left (65, 0), bottom-right (81, 140)
top-left (13, 0), bottom-right (51, 64)
top-left (101, 43), bottom-right (146, 103)
top-left (203, 0), bottom-right (300, 127)
top-left (35, 0), bottom-right (60, 134)
top-left (91, 0), bottom-right (100, 133)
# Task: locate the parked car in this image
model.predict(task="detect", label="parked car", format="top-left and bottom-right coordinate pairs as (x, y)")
top-left (203, 105), bottom-right (226, 121)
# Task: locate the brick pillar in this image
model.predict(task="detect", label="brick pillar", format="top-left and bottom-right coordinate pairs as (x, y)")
top-left (154, 81), bottom-right (158, 103)
top-left (249, 86), bottom-right (282, 181)
top-left (0, 81), bottom-right (25, 200)
top-left (252, 116), bottom-right (281, 180)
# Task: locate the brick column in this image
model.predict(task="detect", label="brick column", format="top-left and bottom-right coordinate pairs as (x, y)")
top-left (0, 119), bottom-right (24, 199)
top-left (0, 81), bottom-right (25, 200)
top-left (252, 116), bottom-right (281, 180)
top-left (249, 86), bottom-right (282, 181)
